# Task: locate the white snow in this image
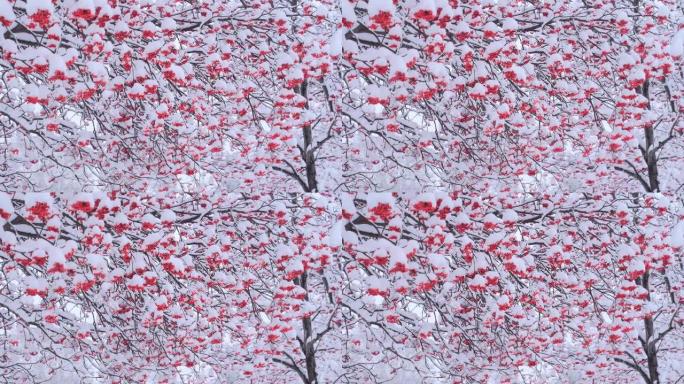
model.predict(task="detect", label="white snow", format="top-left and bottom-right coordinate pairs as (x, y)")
top-left (27, 0), bottom-right (54, 15)
top-left (368, 0), bottom-right (394, 16)
top-left (670, 221), bottom-right (684, 248)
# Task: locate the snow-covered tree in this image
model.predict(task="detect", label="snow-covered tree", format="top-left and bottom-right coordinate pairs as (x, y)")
top-left (0, 0), bottom-right (683, 383)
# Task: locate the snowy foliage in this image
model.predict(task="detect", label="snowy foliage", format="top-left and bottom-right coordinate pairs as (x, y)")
top-left (0, 0), bottom-right (683, 383)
